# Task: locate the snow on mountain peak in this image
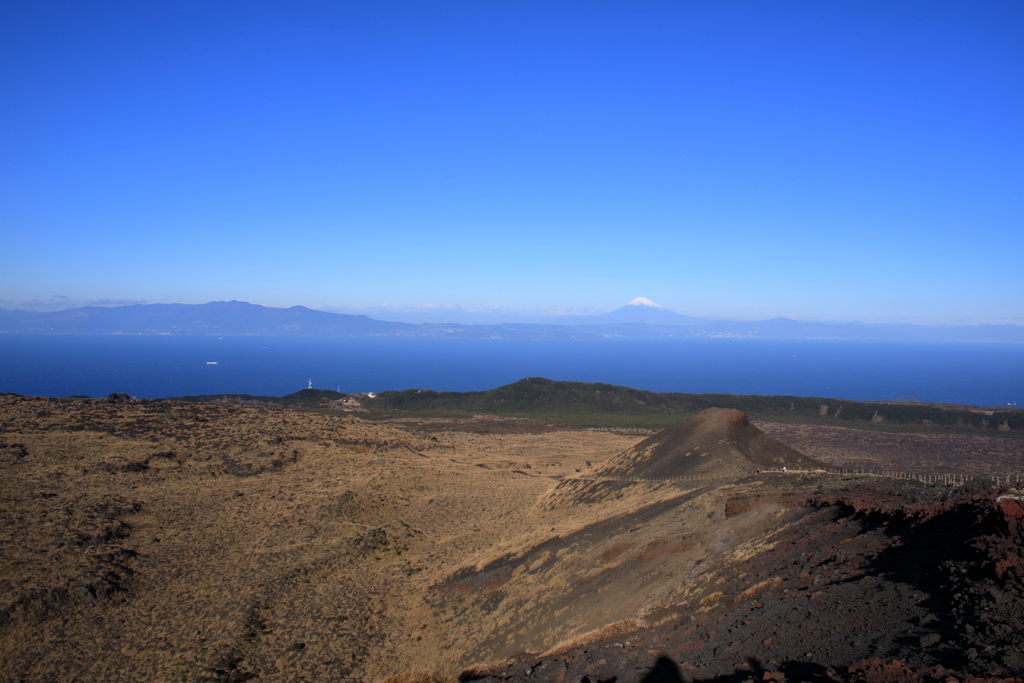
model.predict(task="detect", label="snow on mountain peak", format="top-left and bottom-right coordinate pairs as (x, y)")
top-left (627, 297), bottom-right (662, 308)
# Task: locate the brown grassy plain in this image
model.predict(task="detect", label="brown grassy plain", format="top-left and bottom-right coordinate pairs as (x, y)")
top-left (2, 395), bottom-right (1023, 683)
top-left (0, 395), bottom-right (639, 681)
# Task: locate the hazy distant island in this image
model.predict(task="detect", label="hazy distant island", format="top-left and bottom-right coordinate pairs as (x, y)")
top-left (1, 298), bottom-right (1022, 342)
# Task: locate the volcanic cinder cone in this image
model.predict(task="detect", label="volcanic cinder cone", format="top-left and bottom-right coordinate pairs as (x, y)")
top-left (595, 408), bottom-right (822, 480)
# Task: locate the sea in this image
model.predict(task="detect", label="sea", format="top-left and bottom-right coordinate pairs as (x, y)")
top-left (0, 334), bottom-right (1021, 407)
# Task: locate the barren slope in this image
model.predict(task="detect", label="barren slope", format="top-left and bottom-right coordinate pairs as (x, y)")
top-left (2, 396), bottom-right (1023, 683)
top-left (464, 476), bottom-right (1024, 683)
top-left (595, 408), bottom-right (822, 480)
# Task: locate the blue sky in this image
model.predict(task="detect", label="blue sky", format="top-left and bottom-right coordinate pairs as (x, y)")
top-left (2, 1), bottom-right (1022, 324)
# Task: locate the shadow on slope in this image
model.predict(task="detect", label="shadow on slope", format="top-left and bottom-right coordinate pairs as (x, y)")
top-left (457, 482), bottom-right (1024, 683)
top-left (429, 410), bottom-right (826, 667)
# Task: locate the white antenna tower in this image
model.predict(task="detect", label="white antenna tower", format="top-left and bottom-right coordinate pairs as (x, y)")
top-left (308, 378), bottom-right (312, 389)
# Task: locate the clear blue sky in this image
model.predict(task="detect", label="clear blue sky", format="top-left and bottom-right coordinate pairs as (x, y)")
top-left (2, 1), bottom-right (1022, 324)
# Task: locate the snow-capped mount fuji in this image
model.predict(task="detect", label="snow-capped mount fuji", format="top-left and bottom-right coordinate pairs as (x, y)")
top-left (626, 297), bottom-right (663, 308)
top-left (562, 298), bottom-right (708, 325)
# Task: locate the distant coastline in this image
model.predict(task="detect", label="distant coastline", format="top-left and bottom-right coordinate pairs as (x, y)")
top-left (1, 300), bottom-right (1021, 343)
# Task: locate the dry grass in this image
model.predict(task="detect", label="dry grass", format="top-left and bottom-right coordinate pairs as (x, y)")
top-left (739, 577), bottom-right (782, 601)
top-left (7, 397), bottom-right (1011, 681)
top-left (698, 591), bottom-right (724, 606)
top-left (382, 671), bottom-right (459, 683)
top-left (0, 395), bottom-right (639, 681)
top-left (540, 618), bottom-right (648, 656)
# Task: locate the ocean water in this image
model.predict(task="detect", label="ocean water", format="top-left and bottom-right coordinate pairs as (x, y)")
top-left (0, 334), bottom-right (1020, 407)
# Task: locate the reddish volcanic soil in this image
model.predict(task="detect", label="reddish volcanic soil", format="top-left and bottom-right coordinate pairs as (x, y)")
top-left (463, 476), bottom-right (1024, 683)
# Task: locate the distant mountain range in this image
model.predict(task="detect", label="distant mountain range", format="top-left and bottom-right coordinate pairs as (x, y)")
top-left (325, 296), bottom-right (710, 326)
top-left (0, 299), bottom-right (1021, 343)
top-left (560, 297), bottom-right (710, 326)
